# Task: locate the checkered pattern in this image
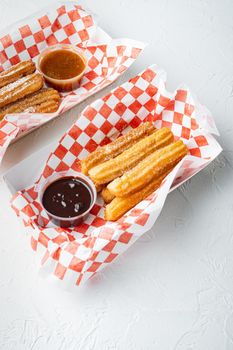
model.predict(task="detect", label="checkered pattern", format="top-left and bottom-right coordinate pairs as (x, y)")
top-left (11, 65), bottom-right (222, 286)
top-left (0, 1), bottom-right (145, 163)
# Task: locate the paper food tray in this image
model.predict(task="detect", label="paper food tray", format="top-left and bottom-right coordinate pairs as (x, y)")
top-left (6, 65), bottom-right (222, 286)
top-left (0, 1), bottom-right (145, 163)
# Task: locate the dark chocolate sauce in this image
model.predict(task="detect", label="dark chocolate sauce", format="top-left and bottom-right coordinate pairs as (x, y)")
top-left (42, 177), bottom-right (92, 218)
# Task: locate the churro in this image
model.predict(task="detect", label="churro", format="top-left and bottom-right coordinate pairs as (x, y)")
top-left (107, 140), bottom-right (188, 197)
top-left (95, 183), bottom-right (104, 192)
top-left (105, 170), bottom-right (171, 221)
top-left (81, 122), bottom-right (156, 175)
top-left (0, 73), bottom-right (43, 108)
top-left (31, 100), bottom-right (59, 114)
top-left (0, 60), bottom-right (36, 88)
top-left (101, 187), bottom-right (115, 203)
top-left (89, 127), bottom-right (174, 185)
top-left (0, 88), bottom-right (60, 118)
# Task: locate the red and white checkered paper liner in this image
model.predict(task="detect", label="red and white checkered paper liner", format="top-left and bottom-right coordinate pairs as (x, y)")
top-left (0, 1), bottom-right (145, 162)
top-left (11, 64), bottom-right (222, 286)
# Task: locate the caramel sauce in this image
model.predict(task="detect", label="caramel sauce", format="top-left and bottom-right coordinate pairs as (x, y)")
top-left (40, 49), bottom-right (86, 80)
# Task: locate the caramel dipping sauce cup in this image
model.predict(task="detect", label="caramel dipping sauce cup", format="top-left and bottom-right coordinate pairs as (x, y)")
top-left (37, 44), bottom-right (87, 92)
top-left (37, 171), bottom-right (97, 228)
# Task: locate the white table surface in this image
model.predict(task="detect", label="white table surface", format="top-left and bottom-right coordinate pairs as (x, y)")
top-left (0, 1), bottom-right (233, 349)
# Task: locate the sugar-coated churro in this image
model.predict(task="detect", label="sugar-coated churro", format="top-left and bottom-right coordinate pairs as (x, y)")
top-left (107, 140), bottom-right (188, 197)
top-left (31, 100), bottom-right (59, 114)
top-left (0, 73), bottom-right (43, 108)
top-left (0, 88), bottom-right (60, 118)
top-left (81, 122), bottom-right (156, 175)
top-left (89, 127), bottom-right (174, 185)
top-left (0, 60), bottom-right (36, 88)
top-left (105, 170), bottom-right (171, 221)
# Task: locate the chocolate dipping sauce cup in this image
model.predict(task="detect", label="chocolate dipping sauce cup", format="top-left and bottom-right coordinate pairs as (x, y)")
top-left (37, 171), bottom-right (97, 228)
top-left (37, 44), bottom-right (87, 92)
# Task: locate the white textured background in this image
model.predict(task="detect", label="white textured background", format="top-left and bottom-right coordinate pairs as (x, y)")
top-left (0, 1), bottom-right (233, 349)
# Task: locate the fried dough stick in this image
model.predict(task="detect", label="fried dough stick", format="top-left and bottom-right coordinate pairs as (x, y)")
top-left (89, 127), bottom-right (174, 185)
top-left (81, 122), bottom-right (156, 175)
top-left (0, 60), bottom-right (36, 88)
top-left (0, 88), bottom-right (60, 118)
top-left (0, 73), bottom-right (43, 108)
top-left (105, 170), bottom-right (171, 221)
top-left (107, 140), bottom-right (188, 197)
top-left (101, 187), bottom-right (115, 203)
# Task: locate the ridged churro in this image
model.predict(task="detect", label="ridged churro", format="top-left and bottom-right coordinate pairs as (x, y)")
top-left (0, 73), bottom-right (43, 108)
top-left (81, 122), bottom-right (156, 175)
top-left (95, 183), bottom-right (104, 193)
top-left (101, 187), bottom-right (115, 203)
top-left (32, 100), bottom-right (59, 114)
top-left (0, 60), bottom-right (36, 88)
top-left (89, 127), bottom-right (174, 185)
top-left (0, 88), bottom-right (60, 118)
top-left (105, 170), bottom-right (171, 221)
top-left (107, 140), bottom-right (188, 197)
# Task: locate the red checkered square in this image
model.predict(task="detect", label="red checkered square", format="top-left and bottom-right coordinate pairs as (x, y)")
top-left (34, 31), bottom-right (45, 44)
top-left (114, 87), bottom-right (128, 100)
top-left (19, 25), bottom-right (32, 38)
top-left (27, 45), bottom-right (40, 58)
top-left (78, 29), bottom-right (89, 41)
top-left (176, 89), bottom-right (187, 102)
top-left (68, 9), bottom-right (81, 22)
top-left (129, 100), bottom-right (142, 114)
top-left (38, 15), bottom-right (51, 29)
top-left (82, 15), bottom-right (93, 28)
top-left (54, 263), bottom-right (66, 279)
top-left (9, 56), bottom-right (20, 65)
top-left (69, 142), bottom-right (83, 156)
top-left (0, 34), bottom-right (13, 48)
top-left (113, 102), bottom-right (127, 116)
top-left (64, 23), bottom-right (76, 36)
top-left (194, 135), bottom-right (208, 147)
top-left (51, 19), bottom-right (62, 32)
top-left (14, 40), bottom-right (26, 53)
top-left (84, 123), bottom-right (98, 137)
top-left (99, 103), bottom-right (112, 118)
